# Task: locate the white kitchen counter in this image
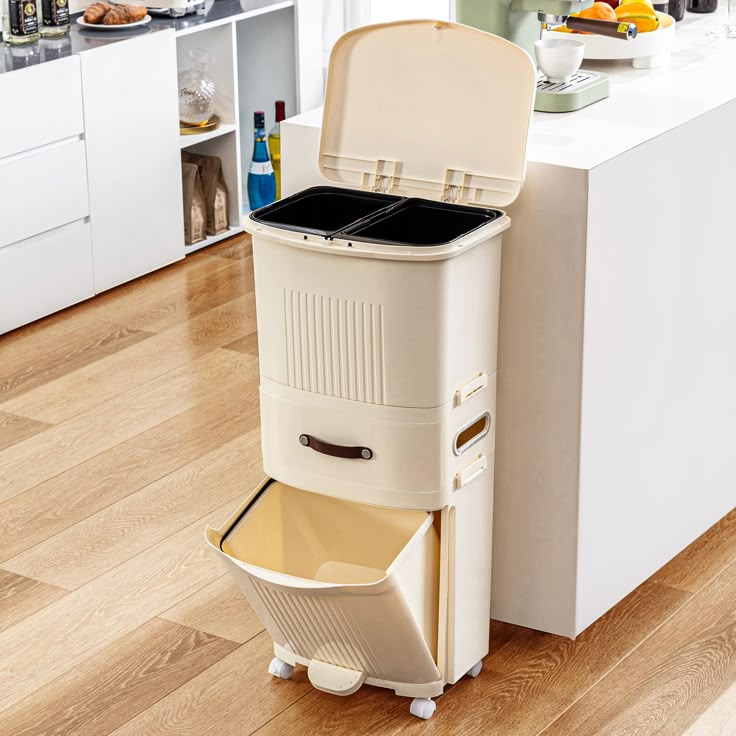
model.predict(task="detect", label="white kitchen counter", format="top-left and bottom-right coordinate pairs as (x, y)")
top-left (281, 7), bottom-right (736, 637)
top-left (289, 9), bottom-right (736, 173)
top-left (530, 12), bottom-right (736, 169)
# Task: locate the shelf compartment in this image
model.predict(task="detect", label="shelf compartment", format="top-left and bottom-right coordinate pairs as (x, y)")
top-left (179, 122), bottom-right (238, 148)
top-left (181, 128), bottom-right (243, 254)
top-left (177, 22), bottom-right (238, 126)
top-left (185, 225), bottom-right (244, 253)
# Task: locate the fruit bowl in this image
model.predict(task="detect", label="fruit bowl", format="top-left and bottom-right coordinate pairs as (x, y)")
top-left (548, 12), bottom-right (676, 68)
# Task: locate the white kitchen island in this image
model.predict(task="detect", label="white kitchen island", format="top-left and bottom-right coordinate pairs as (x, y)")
top-left (280, 9), bottom-right (736, 637)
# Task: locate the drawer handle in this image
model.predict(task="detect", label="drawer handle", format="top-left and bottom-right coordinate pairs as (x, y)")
top-left (299, 434), bottom-right (373, 460)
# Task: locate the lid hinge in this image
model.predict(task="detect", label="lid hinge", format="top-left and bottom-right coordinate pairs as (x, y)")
top-left (374, 175), bottom-right (391, 194)
top-left (442, 169), bottom-right (470, 204)
top-left (442, 184), bottom-right (460, 204)
top-left (370, 159), bottom-right (400, 194)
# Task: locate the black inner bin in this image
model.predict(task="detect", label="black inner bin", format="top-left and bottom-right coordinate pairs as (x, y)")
top-left (251, 186), bottom-right (400, 236)
top-left (341, 199), bottom-right (501, 247)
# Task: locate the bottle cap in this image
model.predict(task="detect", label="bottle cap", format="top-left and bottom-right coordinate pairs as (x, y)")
top-left (275, 100), bottom-right (286, 123)
top-left (254, 111), bottom-right (265, 127)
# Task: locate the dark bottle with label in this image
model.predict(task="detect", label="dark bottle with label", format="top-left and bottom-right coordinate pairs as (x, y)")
top-left (668, 0), bottom-right (686, 18)
top-left (687, 0), bottom-right (717, 11)
top-left (2, 0), bottom-right (40, 45)
top-left (40, 0), bottom-right (69, 36)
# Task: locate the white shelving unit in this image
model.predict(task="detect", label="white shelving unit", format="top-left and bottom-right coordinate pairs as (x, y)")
top-left (176, 1), bottom-right (308, 254)
top-left (179, 122), bottom-right (238, 148)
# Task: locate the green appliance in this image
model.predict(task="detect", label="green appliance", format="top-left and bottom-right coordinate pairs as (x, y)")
top-left (456, 0), bottom-right (633, 112)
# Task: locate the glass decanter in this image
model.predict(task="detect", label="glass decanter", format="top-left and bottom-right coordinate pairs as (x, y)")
top-left (178, 48), bottom-right (216, 126)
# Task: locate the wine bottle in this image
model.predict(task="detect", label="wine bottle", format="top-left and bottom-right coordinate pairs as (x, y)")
top-left (2, 0), bottom-right (40, 45)
top-left (247, 111), bottom-right (276, 210)
top-left (40, 0), bottom-right (69, 37)
top-left (268, 100), bottom-right (285, 200)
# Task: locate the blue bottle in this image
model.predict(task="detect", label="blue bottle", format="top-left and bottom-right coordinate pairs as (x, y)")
top-left (247, 110), bottom-right (277, 210)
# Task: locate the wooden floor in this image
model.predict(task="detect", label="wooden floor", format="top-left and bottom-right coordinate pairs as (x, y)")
top-left (1, 233), bottom-right (735, 736)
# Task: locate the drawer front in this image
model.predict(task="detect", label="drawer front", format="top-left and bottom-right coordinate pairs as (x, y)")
top-left (259, 377), bottom-right (497, 511)
top-left (0, 139), bottom-right (89, 249)
top-left (0, 220), bottom-right (94, 335)
top-left (0, 56), bottom-right (84, 159)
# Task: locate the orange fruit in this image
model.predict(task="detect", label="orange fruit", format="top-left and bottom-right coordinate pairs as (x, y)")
top-left (575, 2), bottom-right (619, 20)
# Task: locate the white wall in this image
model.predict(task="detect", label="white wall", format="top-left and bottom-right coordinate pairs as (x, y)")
top-left (368, 0), bottom-right (451, 22)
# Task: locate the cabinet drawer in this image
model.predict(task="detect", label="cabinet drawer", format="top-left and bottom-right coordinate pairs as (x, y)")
top-left (0, 139), bottom-right (89, 249)
top-left (0, 220), bottom-right (94, 335)
top-left (0, 57), bottom-right (84, 159)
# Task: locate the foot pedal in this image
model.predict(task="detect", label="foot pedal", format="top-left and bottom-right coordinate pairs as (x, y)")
top-left (307, 660), bottom-right (366, 696)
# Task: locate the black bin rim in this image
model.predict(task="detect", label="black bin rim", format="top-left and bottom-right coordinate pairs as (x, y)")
top-left (334, 197), bottom-right (504, 248)
top-left (249, 185), bottom-right (402, 238)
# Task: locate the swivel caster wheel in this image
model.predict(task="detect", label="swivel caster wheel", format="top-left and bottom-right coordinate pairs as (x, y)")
top-left (268, 657), bottom-right (294, 680)
top-left (410, 697), bottom-right (437, 720)
top-left (466, 660), bottom-right (483, 678)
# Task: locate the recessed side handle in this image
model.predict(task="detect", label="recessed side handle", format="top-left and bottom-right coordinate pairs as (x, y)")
top-left (453, 413), bottom-right (491, 456)
top-left (299, 434), bottom-right (373, 460)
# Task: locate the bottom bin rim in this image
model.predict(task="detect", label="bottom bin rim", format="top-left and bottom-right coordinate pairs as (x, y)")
top-left (205, 485), bottom-right (436, 594)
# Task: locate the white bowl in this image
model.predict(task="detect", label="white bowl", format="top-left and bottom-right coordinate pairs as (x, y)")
top-left (534, 38), bottom-right (585, 83)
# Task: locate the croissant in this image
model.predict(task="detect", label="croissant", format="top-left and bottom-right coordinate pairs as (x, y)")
top-left (123, 4), bottom-right (148, 20)
top-left (83, 2), bottom-right (112, 23)
top-left (102, 4), bottom-right (147, 23)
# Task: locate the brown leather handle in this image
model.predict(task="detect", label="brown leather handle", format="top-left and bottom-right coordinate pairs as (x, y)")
top-left (299, 434), bottom-right (373, 460)
top-left (565, 17), bottom-right (638, 39)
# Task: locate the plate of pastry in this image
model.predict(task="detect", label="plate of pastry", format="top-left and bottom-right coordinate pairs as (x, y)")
top-left (78, 2), bottom-right (151, 28)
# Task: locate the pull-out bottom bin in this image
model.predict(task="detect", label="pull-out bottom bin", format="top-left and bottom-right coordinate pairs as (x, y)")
top-left (206, 480), bottom-right (442, 695)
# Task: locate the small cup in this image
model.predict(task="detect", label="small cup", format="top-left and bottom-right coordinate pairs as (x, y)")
top-left (534, 38), bottom-right (585, 83)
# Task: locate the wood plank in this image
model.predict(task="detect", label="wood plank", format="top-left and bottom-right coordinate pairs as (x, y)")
top-left (0, 411), bottom-right (50, 451)
top-left (108, 631), bottom-right (310, 736)
top-left (160, 574), bottom-right (263, 644)
top-left (161, 292), bottom-right (257, 350)
top-left (0, 324), bottom-right (153, 403)
top-left (0, 570), bottom-right (66, 634)
top-left (487, 620), bottom-right (524, 657)
top-left (66, 228), bottom-right (237, 330)
top-left (206, 233), bottom-right (253, 261)
top-left (3, 429), bottom-right (262, 590)
top-left (650, 508), bottom-right (736, 594)
top-left (252, 682), bottom-right (406, 736)
top-left (252, 581), bottom-right (691, 736)
top-left (0, 500), bottom-right (245, 711)
top-left (682, 680), bottom-right (736, 736)
top-left (0, 330), bottom-right (213, 425)
top-left (0, 349), bottom-right (256, 505)
top-left (224, 331), bottom-right (259, 356)
top-left (105, 256), bottom-right (253, 334)
top-left (539, 560), bottom-right (736, 736)
top-left (126, 384), bottom-right (260, 462)
top-left (0, 443), bottom-right (186, 563)
top-left (0, 618), bottom-right (238, 736)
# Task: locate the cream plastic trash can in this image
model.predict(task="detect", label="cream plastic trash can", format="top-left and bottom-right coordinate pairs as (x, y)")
top-left (207, 481), bottom-right (442, 695)
top-left (209, 18), bottom-right (536, 721)
top-left (246, 20), bottom-right (535, 509)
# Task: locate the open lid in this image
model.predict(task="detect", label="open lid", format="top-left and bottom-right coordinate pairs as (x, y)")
top-left (319, 20), bottom-right (537, 209)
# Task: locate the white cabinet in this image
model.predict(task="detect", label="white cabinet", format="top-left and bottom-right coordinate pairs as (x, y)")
top-left (0, 139), bottom-right (89, 249)
top-left (80, 31), bottom-right (185, 293)
top-left (0, 221), bottom-right (94, 334)
top-left (0, 56), bottom-right (91, 336)
top-left (0, 56), bottom-right (83, 160)
top-left (0, 3), bottom-right (323, 332)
